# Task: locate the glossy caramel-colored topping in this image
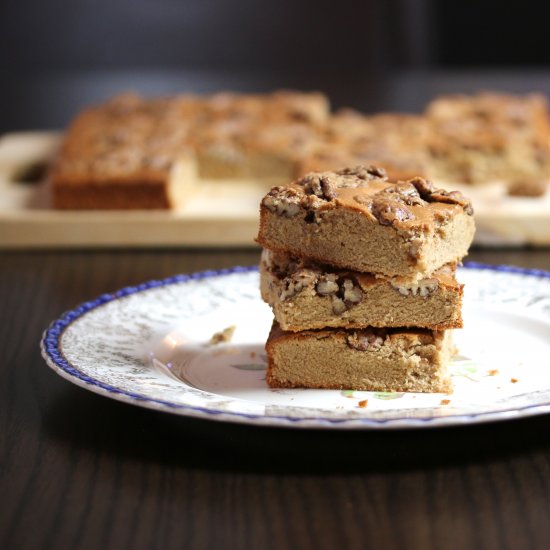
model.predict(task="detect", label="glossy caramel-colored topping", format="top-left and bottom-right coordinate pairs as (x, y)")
top-left (262, 166), bottom-right (473, 234)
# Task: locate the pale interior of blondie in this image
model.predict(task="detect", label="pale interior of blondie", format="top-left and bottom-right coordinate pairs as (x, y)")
top-left (266, 323), bottom-right (454, 393)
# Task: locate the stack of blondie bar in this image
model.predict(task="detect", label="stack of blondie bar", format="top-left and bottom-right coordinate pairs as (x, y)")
top-left (257, 165), bottom-right (475, 393)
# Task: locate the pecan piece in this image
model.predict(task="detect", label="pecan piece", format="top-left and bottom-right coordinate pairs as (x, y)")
top-left (316, 274), bottom-right (339, 295)
top-left (316, 274), bottom-right (363, 313)
top-left (262, 186), bottom-right (302, 217)
top-left (410, 177), bottom-right (436, 199)
top-left (297, 173), bottom-right (337, 201)
top-left (331, 296), bottom-right (347, 314)
top-left (379, 182), bottom-right (426, 206)
top-left (410, 177), bottom-right (473, 215)
top-left (279, 268), bottom-right (317, 300)
top-left (430, 190), bottom-right (473, 214)
top-left (300, 193), bottom-right (326, 212)
top-left (353, 194), bottom-right (372, 207)
top-left (347, 329), bottom-right (385, 351)
top-left (392, 278), bottom-right (439, 297)
top-left (342, 278), bottom-right (363, 303)
top-left (507, 179), bottom-right (547, 197)
top-left (320, 176), bottom-right (337, 200)
top-left (371, 197), bottom-right (415, 226)
top-left (337, 165), bottom-right (387, 180)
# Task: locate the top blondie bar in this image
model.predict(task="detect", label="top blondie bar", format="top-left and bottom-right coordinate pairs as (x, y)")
top-left (257, 165), bottom-right (475, 279)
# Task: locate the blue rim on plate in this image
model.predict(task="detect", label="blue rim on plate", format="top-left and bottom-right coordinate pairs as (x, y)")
top-left (40, 263), bottom-right (550, 429)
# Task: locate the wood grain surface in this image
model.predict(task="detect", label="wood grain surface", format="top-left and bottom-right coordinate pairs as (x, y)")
top-left (2, 247), bottom-right (550, 550)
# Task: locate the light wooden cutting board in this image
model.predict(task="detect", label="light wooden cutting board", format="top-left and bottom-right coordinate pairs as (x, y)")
top-left (1, 131), bottom-right (549, 248)
top-left (0, 132), bottom-right (269, 248)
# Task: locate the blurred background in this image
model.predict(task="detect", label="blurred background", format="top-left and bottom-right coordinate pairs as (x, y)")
top-left (2, 0), bottom-right (550, 132)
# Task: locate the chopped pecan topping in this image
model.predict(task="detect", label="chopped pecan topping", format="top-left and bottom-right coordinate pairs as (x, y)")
top-left (378, 182), bottom-right (426, 206)
top-left (336, 165), bottom-right (387, 180)
top-left (279, 268), bottom-right (317, 300)
top-left (371, 197), bottom-right (415, 226)
top-left (410, 177), bottom-right (473, 215)
top-left (410, 177), bottom-right (436, 198)
top-left (392, 277), bottom-right (439, 297)
top-left (315, 274), bottom-right (363, 313)
top-left (295, 165), bottom-right (387, 204)
top-left (297, 173), bottom-right (337, 201)
top-left (430, 190), bottom-right (473, 214)
top-left (262, 186), bottom-right (302, 217)
top-left (347, 329), bottom-right (385, 351)
top-left (300, 194), bottom-right (326, 211)
top-left (353, 194), bottom-right (372, 207)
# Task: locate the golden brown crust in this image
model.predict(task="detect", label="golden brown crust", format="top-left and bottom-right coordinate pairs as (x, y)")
top-left (53, 180), bottom-right (171, 210)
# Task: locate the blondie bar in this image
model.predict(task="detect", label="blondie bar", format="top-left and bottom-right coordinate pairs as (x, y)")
top-left (266, 322), bottom-right (454, 392)
top-left (257, 166), bottom-right (475, 279)
top-left (51, 94), bottom-right (199, 209)
top-left (260, 250), bottom-right (463, 331)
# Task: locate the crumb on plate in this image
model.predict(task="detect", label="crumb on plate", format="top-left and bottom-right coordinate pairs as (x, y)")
top-left (209, 325), bottom-right (236, 345)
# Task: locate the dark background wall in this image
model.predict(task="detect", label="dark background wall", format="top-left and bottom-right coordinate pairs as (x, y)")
top-left (433, 2), bottom-right (550, 67)
top-left (1, 0), bottom-right (550, 132)
top-left (0, 0), bottom-right (403, 72)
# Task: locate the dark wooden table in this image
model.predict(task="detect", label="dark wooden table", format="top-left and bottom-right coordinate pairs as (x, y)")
top-left (2, 246), bottom-right (550, 550)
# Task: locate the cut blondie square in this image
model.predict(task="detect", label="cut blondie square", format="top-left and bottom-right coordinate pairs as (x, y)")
top-left (425, 92), bottom-right (550, 184)
top-left (51, 94), bottom-right (199, 209)
top-left (260, 249), bottom-right (463, 331)
top-left (257, 165), bottom-right (475, 279)
top-left (266, 322), bottom-right (454, 393)
top-left (194, 91), bottom-right (328, 179)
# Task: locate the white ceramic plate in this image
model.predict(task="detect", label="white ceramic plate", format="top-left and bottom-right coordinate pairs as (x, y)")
top-left (41, 264), bottom-right (550, 429)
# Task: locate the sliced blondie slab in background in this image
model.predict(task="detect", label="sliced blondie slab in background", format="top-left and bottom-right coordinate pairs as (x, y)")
top-left (260, 250), bottom-right (463, 331)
